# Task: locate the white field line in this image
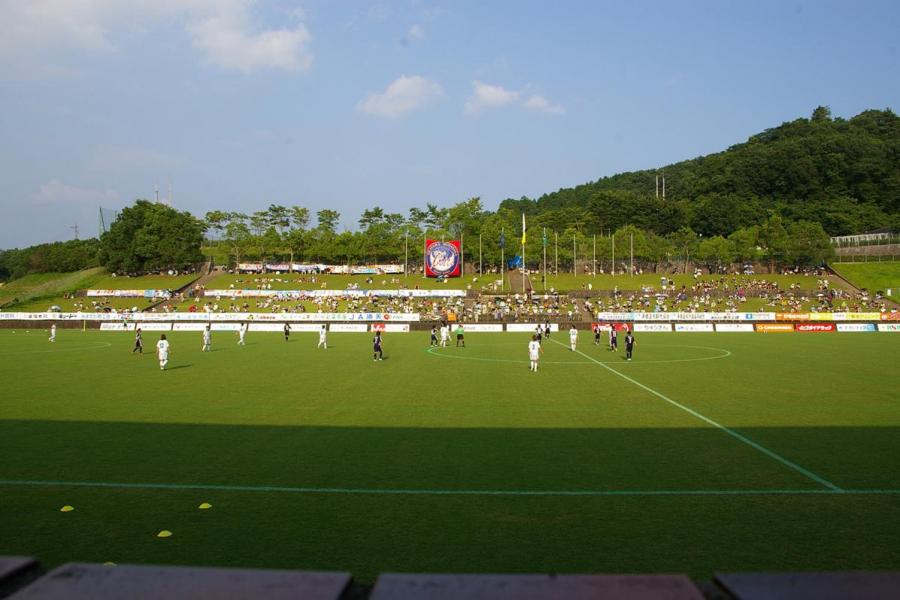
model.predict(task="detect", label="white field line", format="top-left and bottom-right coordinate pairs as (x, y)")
top-left (1, 478), bottom-right (894, 497)
top-left (548, 338), bottom-right (843, 492)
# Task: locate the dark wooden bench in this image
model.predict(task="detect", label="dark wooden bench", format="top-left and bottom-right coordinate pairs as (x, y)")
top-left (7, 563), bottom-right (350, 600)
top-left (715, 571), bottom-right (900, 600)
top-left (369, 573), bottom-right (705, 600)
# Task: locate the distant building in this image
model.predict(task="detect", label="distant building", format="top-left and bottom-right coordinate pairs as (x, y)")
top-left (830, 227), bottom-right (896, 245)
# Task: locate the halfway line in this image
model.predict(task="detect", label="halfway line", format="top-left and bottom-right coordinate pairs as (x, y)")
top-left (548, 338), bottom-right (843, 492)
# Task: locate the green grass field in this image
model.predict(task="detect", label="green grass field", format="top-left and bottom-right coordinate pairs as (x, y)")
top-left (0, 268), bottom-right (105, 307)
top-left (831, 261), bottom-right (900, 294)
top-left (1, 329), bottom-right (898, 581)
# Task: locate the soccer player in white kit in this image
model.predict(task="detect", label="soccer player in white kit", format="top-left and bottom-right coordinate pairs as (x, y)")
top-left (569, 325), bottom-right (578, 351)
top-left (202, 325), bottom-right (211, 352)
top-left (440, 324), bottom-right (449, 347)
top-left (317, 325), bottom-right (327, 349)
top-left (238, 322), bottom-right (247, 345)
top-left (156, 334), bottom-right (170, 370)
top-left (528, 334), bottom-right (543, 372)
top-left (49, 324), bottom-right (56, 343)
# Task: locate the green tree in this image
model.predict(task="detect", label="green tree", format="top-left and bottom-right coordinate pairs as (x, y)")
top-left (786, 220), bottom-right (834, 266)
top-left (759, 214), bottom-right (790, 271)
top-left (99, 200), bottom-right (204, 273)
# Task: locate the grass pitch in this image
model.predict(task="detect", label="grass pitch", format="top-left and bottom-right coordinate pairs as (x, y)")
top-left (0, 328), bottom-right (898, 581)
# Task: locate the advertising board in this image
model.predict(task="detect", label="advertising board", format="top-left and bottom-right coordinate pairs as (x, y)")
top-left (674, 323), bottom-right (714, 332)
top-left (633, 323), bottom-right (672, 332)
top-left (328, 324), bottom-right (369, 332)
top-left (371, 324), bottom-right (410, 333)
top-left (459, 324), bottom-right (504, 332)
top-left (836, 323), bottom-right (876, 332)
top-left (795, 323), bottom-right (836, 332)
top-left (714, 324), bottom-right (755, 332)
top-left (755, 324), bottom-right (795, 333)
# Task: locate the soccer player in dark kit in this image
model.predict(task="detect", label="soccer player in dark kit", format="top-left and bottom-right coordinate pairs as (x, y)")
top-left (625, 331), bottom-right (635, 361)
top-left (373, 331), bottom-right (384, 361)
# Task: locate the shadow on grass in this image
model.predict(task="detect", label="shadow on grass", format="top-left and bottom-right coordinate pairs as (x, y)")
top-left (0, 420), bottom-right (897, 492)
top-left (0, 420), bottom-right (899, 582)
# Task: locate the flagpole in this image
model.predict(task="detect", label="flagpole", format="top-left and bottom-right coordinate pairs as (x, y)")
top-left (500, 227), bottom-right (505, 293)
top-left (521, 213), bottom-right (526, 295)
top-left (479, 233), bottom-right (482, 277)
top-left (630, 231), bottom-right (634, 277)
top-left (543, 227), bottom-right (547, 293)
top-left (593, 234), bottom-right (596, 278)
top-left (423, 230), bottom-right (427, 279)
top-left (611, 231), bottom-right (615, 278)
top-left (404, 230), bottom-right (408, 280)
top-left (572, 232), bottom-right (576, 276)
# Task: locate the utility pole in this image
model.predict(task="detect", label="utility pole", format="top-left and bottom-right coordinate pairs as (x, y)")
top-left (71, 224), bottom-right (79, 239)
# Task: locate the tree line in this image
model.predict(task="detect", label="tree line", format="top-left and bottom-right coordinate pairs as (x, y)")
top-left (203, 201), bottom-right (833, 273)
top-left (0, 239), bottom-right (100, 281)
top-left (505, 107), bottom-right (900, 238)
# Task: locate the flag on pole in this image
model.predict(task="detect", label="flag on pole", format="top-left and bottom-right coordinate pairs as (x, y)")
top-left (499, 231), bottom-right (505, 249)
top-left (542, 228), bottom-right (548, 247)
top-left (521, 213), bottom-right (526, 246)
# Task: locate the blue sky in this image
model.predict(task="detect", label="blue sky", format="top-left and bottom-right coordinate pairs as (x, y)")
top-left (1, 0), bottom-right (898, 247)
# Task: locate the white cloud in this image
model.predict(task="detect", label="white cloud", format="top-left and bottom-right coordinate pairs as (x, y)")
top-left (523, 94), bottom-right (565, 115)
top-left (32, 180), bottom-right (119, 206)
top-left (0, 0), bottom-right (314, 75)
top-left (407, 24), bottom-right (426, 41)
top-left (464, 81), bottom-right (565, 116)
top-left (357, 75), bottom-right (443, 119)
top-left (188, 16), bottom-right (312, 73)
top-left (464, 81), bottom-right (519, 115)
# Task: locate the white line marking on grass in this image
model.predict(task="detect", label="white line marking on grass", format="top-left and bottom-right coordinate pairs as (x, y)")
top-left (0, 479), bottom-right (895, 497)
top-left (548, 338), bottom-right (843, 492)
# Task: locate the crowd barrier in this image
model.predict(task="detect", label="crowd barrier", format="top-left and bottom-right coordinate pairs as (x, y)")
top-left (3, 312), bottom-right (897, 334)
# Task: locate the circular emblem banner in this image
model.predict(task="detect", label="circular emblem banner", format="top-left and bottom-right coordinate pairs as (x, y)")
top-left (425, 240), bottom-right (461, 277)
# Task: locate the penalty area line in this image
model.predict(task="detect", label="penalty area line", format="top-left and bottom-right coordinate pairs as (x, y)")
top-left (548, 338), bottom-right (843, 492)
top-left (0, 479), bottom-right (896, 497)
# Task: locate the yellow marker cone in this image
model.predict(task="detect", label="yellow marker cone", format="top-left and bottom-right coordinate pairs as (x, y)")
top-left (198, 502), bottom-right (212, 510)
top-left (60, 505), bottom-right (74, 512)
top-left (103, 562), bottom-right (116, 567)
top-left (157, 530), bottom-right (173, 538)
